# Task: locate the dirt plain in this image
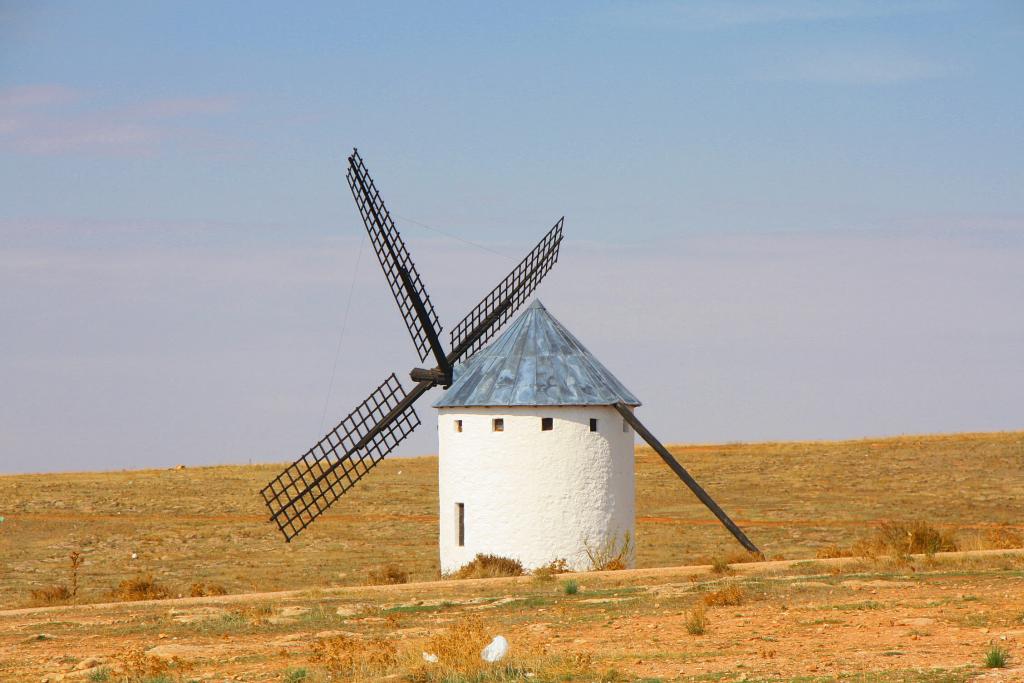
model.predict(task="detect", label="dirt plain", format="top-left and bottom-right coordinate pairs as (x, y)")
top-left (1, 431), bottom-right (1023, 681)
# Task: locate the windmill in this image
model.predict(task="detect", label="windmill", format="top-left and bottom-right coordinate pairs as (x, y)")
top-left (261, 150), bottom-right (759, 562)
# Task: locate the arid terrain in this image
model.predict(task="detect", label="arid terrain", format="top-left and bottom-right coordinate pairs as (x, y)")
top-left (1, 431), bottom-right (1023, 681)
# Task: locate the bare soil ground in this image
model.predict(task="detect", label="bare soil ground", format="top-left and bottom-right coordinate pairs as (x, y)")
top-left (3, 551), bottom-right (1024, 681)
top-left (1, 431), bottom-right (1022, 681)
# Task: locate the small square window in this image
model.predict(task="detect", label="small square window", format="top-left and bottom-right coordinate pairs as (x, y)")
top-left (541, 417), bottom-right (553, 431)
top-left (454, 419), bottom-right (463, 433)
top-left (589, 418), bottom-right (598, 432)
top-left (492, 418), bottom-right (504, 432)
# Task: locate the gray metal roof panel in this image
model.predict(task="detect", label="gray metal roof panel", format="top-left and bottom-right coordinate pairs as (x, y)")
top-left (433, 300), bottom-right (641, 408)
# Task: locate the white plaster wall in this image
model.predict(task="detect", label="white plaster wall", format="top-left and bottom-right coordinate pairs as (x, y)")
top-left (437, 405), bottom-right (635, 573)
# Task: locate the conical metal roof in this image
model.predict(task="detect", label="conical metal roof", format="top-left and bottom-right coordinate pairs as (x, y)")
top-left (433, 300), bottom-right (640, 408)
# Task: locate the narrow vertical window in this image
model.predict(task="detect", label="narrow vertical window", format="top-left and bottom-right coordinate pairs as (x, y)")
top-left (590, 418), bottom-right (598, 432)
top-left (623, 418), bottom-right (629, 433)
top-left (456, 502), bottom-right (465, 546)
top-left (454, 419), bottom-right (463, 433)
top-left (541, 417), bottom-right (553, 431)
top-left (492, 418), bottom-right (504, 432)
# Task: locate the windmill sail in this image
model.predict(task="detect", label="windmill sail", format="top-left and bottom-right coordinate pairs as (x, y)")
top-left (262, 151), bottom-right (566, 543)
top-left (347, 150), bottom-right (445, 366)
top-left (448, 217), bottom-right (564, 363)
top-left (262, 374), bottom-right (425, 542)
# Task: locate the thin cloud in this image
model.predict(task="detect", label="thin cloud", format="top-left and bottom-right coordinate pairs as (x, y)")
top-left (757, 51), bottom-right (952, 85)
top-left (597, 0), bottom-right (960, 32)
top-left (0, 86), bottom-right (237, 157)
top-left (0, 84), bottom-right (79, 109)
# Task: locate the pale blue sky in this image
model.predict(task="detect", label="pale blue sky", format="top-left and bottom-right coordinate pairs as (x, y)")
top-left (1, 1), bottom-right (1022, 473)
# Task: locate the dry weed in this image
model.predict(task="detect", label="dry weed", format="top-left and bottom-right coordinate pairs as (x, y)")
top-left (110, 575), bottom-right (171, 601)
top-left (367, 564), bottom-right (409, 585)
top-left (959, 525), bottom-right (1024, 551)
top-left (531, 558), bottom-right (568, 581)
top-left (115, 647), bottom-right (191, 680)
top-left (311, 633), bottom-right (397, 677)
top-left (852, 520), bottom-right (957, 558)
top-left (723, 549), bottom-right (765, 564)
top-left (816, 544), bottom-right (852, 559)
top-left (68, 551), bottom-right (83, 597)
top-left (29, 584), bottom-right (72, 605)
top-left (189, 582), bottom-right (228, 597)
top-left (685, 603), bottom-right (708, 635)
top-left (709, 556), bottom-right (732, 574)
top-left (584, 531), bottom-right (634, 571)
top-left (703, 583), bottom-right (746, 607)
top-left (405, 617), bottom-right (593, 681)
top-left (451, 554), bottom-right (525, 579)
top-left (29, 551), bottom-right (85, 606)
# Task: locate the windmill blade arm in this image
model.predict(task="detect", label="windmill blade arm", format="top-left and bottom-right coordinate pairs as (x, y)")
top-left (347, 150), bottom-right (447, 370)
top-left (448, 217), bottom-right (564, 364)
top-left (613, 402), bottom-right (761, 554)
top-left (261, 374), bottom-right (430, 542)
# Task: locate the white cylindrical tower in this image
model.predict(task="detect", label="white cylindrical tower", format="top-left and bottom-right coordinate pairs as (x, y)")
top-left (437, 405), bottom-right (635, 572)
top-left (433, 300), bottom-right (641, 573)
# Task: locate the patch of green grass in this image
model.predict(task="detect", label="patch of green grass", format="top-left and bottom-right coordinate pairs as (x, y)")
top-left (685, 604), bottom-right (707, 635)
top-left (984, 645), bottom-right (1009, 668)
top-left (562, 579), bottom-right (579, 595)
top-left (382, 602), bottom-right (453, 615)
top-left (828, 600), bottom-right (883, 610)
top-left (283, 668), bottom-right (309, 682)
top-left (87, 668), bottom-right (111, 682)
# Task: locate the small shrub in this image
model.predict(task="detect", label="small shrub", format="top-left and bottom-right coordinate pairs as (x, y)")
top-left (367, 564), bottom-right (409, 585)
top-left (87, 667), bottom-right (111, 682)
top-left (189, 582), bottom-right (228, 597)
top-left (562, 579), bottom-right (579, 595)
top-left (685, 603), bottom-right (708, 635)
top-left (110, 575), bottom-right (170, 601)
top-left (703, 583), bottom-right (745, 607)
top-left (710, 556), bottom-right (731, 574)
top-left (29, 584), bottom-right (72, 605)
top-left (852, 520), bottom-right (957, 558)
top-left (816, 544), bottom-right (850, 559)
top-left (405, 617), bottom-right (492, 678)
top-left (451, 554), bottom-right (524, 579)
top-left (584, 531), bottom-right (634, 571)
top-left (311, 634), bottom-right (397, 676)
top-left (532, 558), bottom-right (568, 581)
top-left (981, 525), bottom-right (1024, 550)
top-left (283, 667), bottom-right (309, 682)
top-left (984, 645), bottom-right (1009, 668)
top-left (723, 549), bottom-right (765, 564)
top-left (114, 648), bottom-right (188, 681)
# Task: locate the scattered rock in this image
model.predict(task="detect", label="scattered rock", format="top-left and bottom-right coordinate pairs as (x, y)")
top-left (169, 607), bottom-right (228, 624)
top-left (314, 629), bottom-right (361, 639)
top-left (896, 617), bottom-right (935, 627)
top-left (73, 657), bottom-right (105, 671)
top-left (146, 643), bottom-right (208, 660)
top-left (335, 603), bottom-right (371, 617)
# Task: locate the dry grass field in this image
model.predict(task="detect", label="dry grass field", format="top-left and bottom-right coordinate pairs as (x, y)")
top-left (2, 431), bottom-right (1023, 681)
